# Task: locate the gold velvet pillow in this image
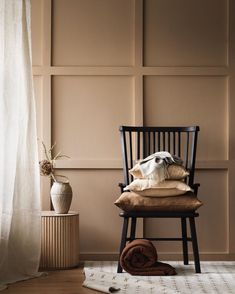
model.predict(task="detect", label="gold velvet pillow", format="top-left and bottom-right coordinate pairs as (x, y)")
top-left (124, 179), bottom-right (192, 196)
top-left (167, 164), bottom-right (189, 180)
top-left (129, 163), bottom-right (189, 180)
top-left (114, 192), bottom-right (203, 212)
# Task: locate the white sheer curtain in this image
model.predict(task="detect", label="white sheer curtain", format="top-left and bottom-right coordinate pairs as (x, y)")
top-left (0, 0), bottom-right (41, 290)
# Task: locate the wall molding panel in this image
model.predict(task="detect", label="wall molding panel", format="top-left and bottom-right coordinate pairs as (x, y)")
top-left (32, 0), bottom-right (235, 260)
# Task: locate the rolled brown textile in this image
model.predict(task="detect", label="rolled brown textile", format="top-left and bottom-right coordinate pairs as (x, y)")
top-left (120, 239), bottom-right (176, 276)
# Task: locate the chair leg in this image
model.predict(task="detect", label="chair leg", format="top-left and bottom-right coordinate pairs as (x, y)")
top-left (189, 217), bottom-right (201, 273)
top-left (181, 217), bottom-right (189, 265)
top-left (130, 217), bottom-right (136, 241)
top-left (117, 217), bottom-right (129, 273)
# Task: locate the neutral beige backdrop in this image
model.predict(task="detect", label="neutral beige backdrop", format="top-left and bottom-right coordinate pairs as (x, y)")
top-left (31, 0), bottom-right (235, 261)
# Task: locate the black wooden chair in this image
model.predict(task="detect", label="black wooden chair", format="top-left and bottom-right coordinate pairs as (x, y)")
top-left (117, 126), bottom-right (201, 273)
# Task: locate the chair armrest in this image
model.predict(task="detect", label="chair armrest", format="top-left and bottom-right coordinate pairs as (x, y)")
top-left (192, 183), bottom-right (200, 196)
top-left (118, 183), bottom-right (127, 193)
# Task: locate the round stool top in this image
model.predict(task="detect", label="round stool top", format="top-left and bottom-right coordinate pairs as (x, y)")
top-left (41, 211), bottom-right (79, 217)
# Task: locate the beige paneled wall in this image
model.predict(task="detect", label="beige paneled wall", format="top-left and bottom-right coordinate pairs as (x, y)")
top-left (144, 76), bottom-right (228, 161)
top-left (52, 0), bottom-right (134, 66)
top-left (144, 0), bottom-right (228, 66)
top-left (52, 76), bottom-right (134, 160)
top-left (32, 0), bottom-right (235, 260)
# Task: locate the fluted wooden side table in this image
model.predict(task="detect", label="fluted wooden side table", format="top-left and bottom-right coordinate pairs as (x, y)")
top-left (40, 211), bottom-right (79, 269)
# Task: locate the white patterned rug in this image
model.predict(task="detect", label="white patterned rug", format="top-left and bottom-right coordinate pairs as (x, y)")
top-left (83, 261), bottom-right (235, 294)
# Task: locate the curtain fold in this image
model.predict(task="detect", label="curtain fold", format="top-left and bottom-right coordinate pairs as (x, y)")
top-left (0, 0), bottom-right (41, 290)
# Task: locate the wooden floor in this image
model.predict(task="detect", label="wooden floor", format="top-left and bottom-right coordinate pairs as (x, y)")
top-left (4, 266), bottom-right (100, 294)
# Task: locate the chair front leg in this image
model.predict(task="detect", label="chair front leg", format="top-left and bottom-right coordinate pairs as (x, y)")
top-left (189, 217), bottom-right (201, 273)
top-left (130, 217), bottom-right (137, 241)
top-left (117, 217), bottom-right (129, 273)
top-left (181, 217), bottom-right (189, 265)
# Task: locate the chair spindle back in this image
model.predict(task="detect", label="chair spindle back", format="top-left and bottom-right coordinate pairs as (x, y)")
top-left (120, 126), bottom-right (199, 188)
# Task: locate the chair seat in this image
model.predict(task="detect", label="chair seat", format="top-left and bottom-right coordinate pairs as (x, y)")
top-left (120, 210), bottom-right (199, 218)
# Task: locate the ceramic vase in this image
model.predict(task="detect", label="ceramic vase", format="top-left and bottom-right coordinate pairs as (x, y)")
top-left (50, 181), bottom-right (72, 214)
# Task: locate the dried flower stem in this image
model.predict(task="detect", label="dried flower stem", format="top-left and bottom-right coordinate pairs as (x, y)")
top-left (42, 141), bottom-right (50, 161)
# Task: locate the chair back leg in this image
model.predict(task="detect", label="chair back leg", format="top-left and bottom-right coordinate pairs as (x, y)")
top-left (189, 217), bottom-right (201, 273)
top-left (117, 217), bottom-right (129, 273)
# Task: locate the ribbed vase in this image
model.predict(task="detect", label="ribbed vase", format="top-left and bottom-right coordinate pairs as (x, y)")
top-left (50, 182), bottom-right (72, 214)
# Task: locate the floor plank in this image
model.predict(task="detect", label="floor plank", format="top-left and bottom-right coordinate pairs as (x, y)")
top-left (4, 266), bottom-right (100, 294)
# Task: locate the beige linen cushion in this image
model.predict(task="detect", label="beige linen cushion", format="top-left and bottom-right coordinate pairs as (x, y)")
top-left (114, 191), bottom-right (203, 212)
top-left (124, 179), bottom-right (192, 197)
top-left (129, 163), bottom-right (143, 178)
top-left (129, 163), bottom-right (189, 180)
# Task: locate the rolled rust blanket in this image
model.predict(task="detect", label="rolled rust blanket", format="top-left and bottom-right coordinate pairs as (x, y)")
top-left (120, 239), bottom-right (176, 276)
